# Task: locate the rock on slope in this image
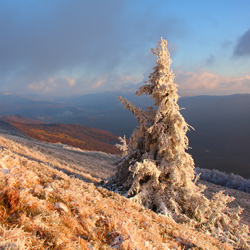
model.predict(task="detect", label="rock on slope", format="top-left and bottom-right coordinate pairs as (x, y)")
top-left (0, 129), bottom-right (248, 249)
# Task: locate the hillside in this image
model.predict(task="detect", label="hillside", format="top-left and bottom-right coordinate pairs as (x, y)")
top-left (0, 120), bottom-right (28, 139)
top-left (0, 114), bottom-right (45, 124)
top-left (1, 126), bottom-right (249, 249)
top-left (1, 116), bottom-right (120, 154)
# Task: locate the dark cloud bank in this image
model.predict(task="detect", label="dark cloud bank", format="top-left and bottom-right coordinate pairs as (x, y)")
top-left (233, 28), bottom-right (250, 57)
top-left (0, 0), bottom-right (185, 96)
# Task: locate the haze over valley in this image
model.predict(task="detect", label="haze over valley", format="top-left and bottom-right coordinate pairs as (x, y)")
top-left (1, 92), bottom-right (250, 178)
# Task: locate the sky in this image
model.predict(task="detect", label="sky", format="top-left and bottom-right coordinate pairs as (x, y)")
top-left (0, 0), bottom-right (250, 98)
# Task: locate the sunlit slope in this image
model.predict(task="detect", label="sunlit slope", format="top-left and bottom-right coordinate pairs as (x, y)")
top-left (7, 121), bottom-right (120, 154)
top-left (0, 133), bottom-right (235, 249)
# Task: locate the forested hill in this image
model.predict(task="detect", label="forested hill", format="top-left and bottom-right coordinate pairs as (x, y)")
top-left (0, 116), bottom-right (120, 154)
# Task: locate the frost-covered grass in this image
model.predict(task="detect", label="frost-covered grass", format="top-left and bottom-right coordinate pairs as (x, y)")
top-left (195, 167), bottom-right (250, 194)
top-left (0, 134), bottom-right (235, 249)
top-left (0, 133), bottom-right (117, 183)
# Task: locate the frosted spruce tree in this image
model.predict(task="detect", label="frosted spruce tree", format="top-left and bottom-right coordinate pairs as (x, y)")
top-left (105, 38), bottom-right (249, 248)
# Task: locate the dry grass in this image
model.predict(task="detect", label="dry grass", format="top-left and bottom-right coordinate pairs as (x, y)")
top-left (0, 134), bottom-right (117, 182)
top-left (0, 134), bottom-right (239, 249)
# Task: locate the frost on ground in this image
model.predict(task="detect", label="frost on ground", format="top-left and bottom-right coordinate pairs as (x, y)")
top-left (0, 134), bottom-right (234, 249)
top-left (195, 167), bottom-right (250, 193)
top-left (0, 130), bottom-right (117, 183)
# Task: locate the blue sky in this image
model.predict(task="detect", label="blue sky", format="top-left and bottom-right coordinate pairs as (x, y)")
top-left (0, 0), bottom-right (250, 98)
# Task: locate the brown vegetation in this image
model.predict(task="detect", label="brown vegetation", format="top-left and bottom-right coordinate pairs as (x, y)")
top-left (0, 133), bottom-right (235, 249)
top-left (6, 120), bottom-right (120, 154)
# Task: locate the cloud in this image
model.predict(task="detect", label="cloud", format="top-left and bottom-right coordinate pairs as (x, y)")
top-left (221, 40), bottom-right (233, 49)
top-left (205, 54), bottom-right (216, 65)
top-left (27, 76), bottom-right (77, 96)
top-left (74, 73), bottom-right (143, 95)
top-left (175, 68), bottom-right (250, 95)
top-left (24, 67), bottom-right (250, 98)
top-left (0, 0), bottom-right (186, 97)
top-left (24, 73), bottom-right (143, 97)
top-left (233, 28), bottom-right (250, 57)
top-left (0, 1), bottom-right (124, 76)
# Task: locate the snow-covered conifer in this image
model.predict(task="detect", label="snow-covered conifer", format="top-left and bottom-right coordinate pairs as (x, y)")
top-left (116, 135), bottom-right (128, 158)
top-left (105, 38), bottom-right (249, 248)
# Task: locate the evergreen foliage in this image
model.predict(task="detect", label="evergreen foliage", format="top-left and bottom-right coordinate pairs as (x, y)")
top-left (105, 38), bottom-right (249, 248)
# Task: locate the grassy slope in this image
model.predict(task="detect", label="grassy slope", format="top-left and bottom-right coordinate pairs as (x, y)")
top-left (3, 117), bottom-right (120, 154)
top-left (0, 134), bottom-right (235, 250)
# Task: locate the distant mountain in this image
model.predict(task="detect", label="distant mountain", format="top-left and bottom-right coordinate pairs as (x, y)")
top-left (1, 92), bottom-right (250, 178)
top-left (53, 91), bottom-right (153, 136)
top-left (0, 93), bottom-right (85, 123)
top-left (0, 92), bottom-right (150, 136)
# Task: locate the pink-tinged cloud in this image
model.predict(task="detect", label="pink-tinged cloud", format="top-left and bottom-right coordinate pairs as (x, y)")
top-left (174, 69), bottom-right (250, 95)
top-left (86, 74), bottom-right (144, 93)
top-left (26, 74), bottom-right (143, 97)
top-left (27, 76), bottom-right (77, 96)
